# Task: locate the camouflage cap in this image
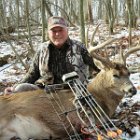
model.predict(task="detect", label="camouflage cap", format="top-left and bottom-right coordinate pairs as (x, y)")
top-left (48, 16), bottom-right (67, 30)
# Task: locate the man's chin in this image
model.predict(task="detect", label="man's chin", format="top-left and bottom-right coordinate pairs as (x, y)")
top-left (54, 42), bottom-right (64, 48)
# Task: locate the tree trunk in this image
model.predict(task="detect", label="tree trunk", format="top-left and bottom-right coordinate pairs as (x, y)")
top-left (0, 0), bottom-right (5, 28)
top-left (41, 0), bottom-right (46, 42)
top-left (79, 0), bottom-right (85, 44)
top-left (16, 0), bottom-right (20, 41)
top-left (54, 0), bottom-right (58, 16)
top-left (87, 0), bottom-right (93, 23)
top-left (98, 0), bottom-right (103, 20)
top-left (126, 0), bottom-right (137, 28)
top-left (126, 0), bottom-right (137, 46)
top-left (45, 2), bottom-right (53, 17)
top-left (104, 0), bottom-right (115, 35)
top-left (25, 0), bottom-right (34, 54)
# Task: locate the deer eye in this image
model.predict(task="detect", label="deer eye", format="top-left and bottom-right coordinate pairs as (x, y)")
top-left (113, 74), bottom-right (120, 78)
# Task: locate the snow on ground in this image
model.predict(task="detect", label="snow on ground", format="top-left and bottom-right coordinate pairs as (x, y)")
top-left (121, 127), bottom-right (140, 140)
top-left (131, 73), bottom-right (140, 95)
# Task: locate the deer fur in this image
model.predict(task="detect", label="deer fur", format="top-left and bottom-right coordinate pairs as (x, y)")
top-left (0, 89), bottom-right (83, 140)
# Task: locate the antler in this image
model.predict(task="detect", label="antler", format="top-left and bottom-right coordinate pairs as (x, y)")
top-left (89, 37), bottom-right (140, 67)
top-left (122, 44), bottom-right (140, 65)
top-left (88, 38), bottom-right (118, 68)
top-left (88, 38), bottom-right (118, 52)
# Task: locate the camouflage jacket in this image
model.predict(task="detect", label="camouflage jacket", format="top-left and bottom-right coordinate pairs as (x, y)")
top-left (20, 39), bottom-right (99, 85)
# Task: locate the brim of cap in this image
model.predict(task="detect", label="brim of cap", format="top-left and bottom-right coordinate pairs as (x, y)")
top-left (48, 24), bottom-right (67, 30)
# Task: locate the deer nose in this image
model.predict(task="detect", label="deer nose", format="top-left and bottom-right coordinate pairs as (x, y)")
top-left (128, 86), bottom-right (137, 95)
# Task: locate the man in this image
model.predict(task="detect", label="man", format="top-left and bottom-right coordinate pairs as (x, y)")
top-left (5, 16), bottom-right (100, 94)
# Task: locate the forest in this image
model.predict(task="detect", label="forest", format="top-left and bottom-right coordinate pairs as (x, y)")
top-left (0, 0), bottom-right (140, 43)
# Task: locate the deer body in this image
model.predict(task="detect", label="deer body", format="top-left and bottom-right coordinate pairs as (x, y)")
top-left (0, 62), bottom-right (136, 140)
top-left (0, 89), bottom-right (82, 140)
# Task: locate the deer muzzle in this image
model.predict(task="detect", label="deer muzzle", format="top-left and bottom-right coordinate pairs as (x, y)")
top-left (128, 86), bottom-right (137, 96)
top-left (124, 85), bottom-right (137, 97)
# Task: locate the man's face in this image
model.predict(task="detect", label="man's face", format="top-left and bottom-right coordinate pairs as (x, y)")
top-left (48, 26), bottom-right (68, 48)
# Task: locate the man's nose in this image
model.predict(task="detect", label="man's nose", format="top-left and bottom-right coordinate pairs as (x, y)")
top-left (55, 32), bottom-right (60, 36)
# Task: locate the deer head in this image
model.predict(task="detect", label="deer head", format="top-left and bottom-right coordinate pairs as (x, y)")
top-left (87, 38), bottom-right (139, 117)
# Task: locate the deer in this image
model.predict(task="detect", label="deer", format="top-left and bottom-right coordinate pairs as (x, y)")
top-left (0, 39), bottom-right (139, 140)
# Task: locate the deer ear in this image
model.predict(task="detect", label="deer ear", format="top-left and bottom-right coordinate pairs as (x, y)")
top-left (94, 59), bottom-right (106, 70)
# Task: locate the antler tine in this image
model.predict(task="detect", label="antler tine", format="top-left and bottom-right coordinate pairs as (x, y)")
top-left (88, 38), bottom-right (118, 53)
top-left (88, 38), bottom-right (119, 68)
top-left (119, 46), bottom-right (125, 65)
top-left (123, 44), bottom-right (140, 65)
top-left (90, 52), bottom-right (114, 68)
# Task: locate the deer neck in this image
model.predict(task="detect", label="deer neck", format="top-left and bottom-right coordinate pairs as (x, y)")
top-left (87, 72), bottom-right (123, 117)
top-left (87, 71), bottom-right (108, 92)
